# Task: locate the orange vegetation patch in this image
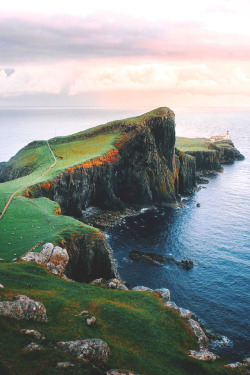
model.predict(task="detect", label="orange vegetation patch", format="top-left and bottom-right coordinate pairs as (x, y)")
top-left (107, 300), bottom-right (143, 312)
top-left (55, 206), bottom-right (61, 215)
top-left (23, 189), bottom-right (33, 198)
top-left (41, 182), bottom-right (54, 191)
top-left (67, 149), bottom-right (120, 173)
top-left (70, 233), bottom-right (79, 241)
top-left (161, 180), bottom-right (167, 192)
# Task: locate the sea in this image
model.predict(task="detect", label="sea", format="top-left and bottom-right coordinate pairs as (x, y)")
top-left (0, 106), bottom-right (249, 361)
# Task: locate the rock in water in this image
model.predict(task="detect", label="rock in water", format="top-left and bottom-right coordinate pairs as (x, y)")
top-left (0, 295), bottom-right (48, 322)
top-left (129, 250), bottom-right (193, 270)
top-left (55, 338), bottom-right (110, 367)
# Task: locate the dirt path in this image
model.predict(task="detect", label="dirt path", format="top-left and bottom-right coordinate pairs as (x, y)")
top-left (0, 141), bottom-right (57, 221)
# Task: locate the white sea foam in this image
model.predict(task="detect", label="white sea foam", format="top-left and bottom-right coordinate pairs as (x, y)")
top-left (210, 336), bottom-right (233, 349)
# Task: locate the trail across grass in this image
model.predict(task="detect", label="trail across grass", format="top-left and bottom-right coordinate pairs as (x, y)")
top-left (0, 132), bottom-right (119, 260)
top-left (0, 141), bottom-right (57, 221)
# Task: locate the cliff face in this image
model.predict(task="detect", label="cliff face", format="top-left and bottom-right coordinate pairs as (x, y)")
top-left (209, 140), bottom-right (245, 164)
top-left (30, 110), bottom-right (188, 217)
top-left (175, 150), bottom-right (196, 194)
top-left (64, 232), bottom-right (118, 282)
top-left (178, 140), bottom-right (244, 173)
top-left (184, 150), bottom-right (221, 172)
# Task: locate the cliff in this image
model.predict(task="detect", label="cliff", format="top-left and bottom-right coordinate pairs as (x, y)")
top-left (27, 107), bottom-right (180, 215)
top-left (176, 137), bottom-right (244, 172)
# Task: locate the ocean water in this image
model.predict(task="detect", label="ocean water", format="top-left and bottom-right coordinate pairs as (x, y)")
top-left (0, 107), bottom-right (249, 361)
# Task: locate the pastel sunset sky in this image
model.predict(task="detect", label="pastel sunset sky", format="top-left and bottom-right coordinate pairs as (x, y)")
top-left (0, 0), bottom-right (249, 108)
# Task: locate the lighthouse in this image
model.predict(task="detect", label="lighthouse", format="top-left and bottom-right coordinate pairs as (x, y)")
top-left (226, 130), bottom-right (229, 139)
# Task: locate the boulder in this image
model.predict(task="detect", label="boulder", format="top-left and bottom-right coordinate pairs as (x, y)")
top-left (165, 301), bottom-right (180, 311)
top-left (224, 362), bottom-right (242, 368)
top-left (55, 338), bottom-right (110, 367)
top-left (154, 288), bottom-right (171, 304)
top-left (90, 278), bottom-right (128, 290)
top-left (0, 295), bottom-right (48, 322)
top-left (20, 329), bottom-right (45, 340)
top-left (116, 284), bottom-right (129, 291)
top-left (21, 243), bottom-right (69, 276)
top-left (23, 342), bottom-right (44, 352)
top-left (188, 319), bottom-right (208, 349)
top-left (179, 308), bottom-right (192, 318)
top-left (189, 349), bottom-right (218, 361)
top-left (87, 316), bottom-right (96, 326)
top-left (243, 357), bottom-right (250, 367)
top-left (56, 362), bottom-right (77, 369)
top-left (77, 310), bottom-right (89, 316)
top-left (106, 370), bottom-right (140, 375)
top-left (108, 282), bottom-right (117, 289)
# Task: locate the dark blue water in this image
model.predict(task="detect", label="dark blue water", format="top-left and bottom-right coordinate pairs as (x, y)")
top-left (1, 107), bottom-right (249, 360)
top-left (107, 109), bottom-right (250, 361)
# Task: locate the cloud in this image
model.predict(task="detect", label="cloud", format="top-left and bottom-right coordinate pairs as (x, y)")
top-left (0, 12), bottom-right (250, 64)
top-left (0, 11), bottom-right (250, 107)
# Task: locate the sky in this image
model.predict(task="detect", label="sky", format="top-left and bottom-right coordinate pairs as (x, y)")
top-left (0, 0), bottom-right (250, 108)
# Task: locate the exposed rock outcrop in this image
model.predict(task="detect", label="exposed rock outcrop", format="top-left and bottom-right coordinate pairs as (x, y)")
top-left (20, 329), bottom-right (45, 340)
top-left (21, 243), bottom-right (69, 276)
top-left (23, 342), bottom-right (45, 352)
top-left (188, 319), bottom-right (209, 349)
top-left (0, 295), bottom-right (48, 322)
top-left (189, 349), bottom-right (218, 361)
top-left (64, 233), bottom-right (118, 283)
top-left (55, 338), bottom-right (110, 367)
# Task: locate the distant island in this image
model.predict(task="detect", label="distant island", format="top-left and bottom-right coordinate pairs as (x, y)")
top-left (0, 107), bottom-right (247, 375)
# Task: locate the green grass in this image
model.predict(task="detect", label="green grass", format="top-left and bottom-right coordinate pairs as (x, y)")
top-left (0, 132), bottom-right (119, 260)
top-left (0, 196), bottom-right (98, 260)
top-left (0, 262), bottom-right (242, 375)
top-left (176, 137), bottom-right (211, 152)
top-left (48, 107), bottom-right (174, 146)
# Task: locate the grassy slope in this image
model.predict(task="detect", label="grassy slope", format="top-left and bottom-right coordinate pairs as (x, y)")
top-left (176, 137), bottom-right (211, 152)
top-left (0, 133), bottom-right (119, 260)
top-left (0, 262), bottom-right (242, 375)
